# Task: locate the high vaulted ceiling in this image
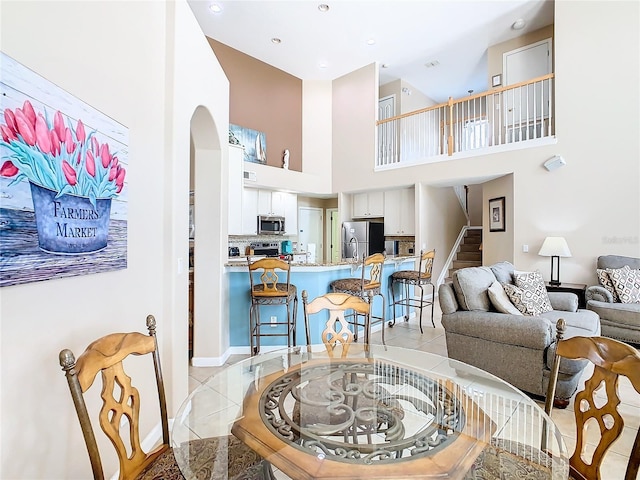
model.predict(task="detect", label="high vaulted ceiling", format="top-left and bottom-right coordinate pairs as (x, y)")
top-left (188, 0), bottom-right (554, 103)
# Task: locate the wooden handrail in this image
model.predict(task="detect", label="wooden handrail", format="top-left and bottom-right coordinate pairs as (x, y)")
top-left (376, 73), bottom-right (555, 126)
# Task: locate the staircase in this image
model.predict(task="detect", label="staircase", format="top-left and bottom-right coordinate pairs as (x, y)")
top-left (447, 229), bottom-right (482, 280)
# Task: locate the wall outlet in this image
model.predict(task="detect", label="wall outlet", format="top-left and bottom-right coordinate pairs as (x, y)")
top-left (270, 316), bottom-right (277, 327)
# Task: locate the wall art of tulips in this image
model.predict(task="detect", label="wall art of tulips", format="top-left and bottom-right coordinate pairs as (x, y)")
top-left (0, 100), bottom-right (126, 208)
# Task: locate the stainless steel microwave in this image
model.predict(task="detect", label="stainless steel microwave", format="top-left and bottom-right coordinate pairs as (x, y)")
top-left (258, 215), bottom-right (285, 235)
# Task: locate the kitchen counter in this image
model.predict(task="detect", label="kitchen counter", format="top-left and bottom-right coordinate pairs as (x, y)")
top-left (225, 255), bottom-right (417, 270)
top-left (225, 256), bottom-right (417, 349)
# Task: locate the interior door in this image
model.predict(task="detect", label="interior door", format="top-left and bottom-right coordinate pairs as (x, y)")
top-left (503, 39), bottom-right (552, 127)
top-left (378, 95), bottom-right (396, 164)
top-left (298, 207), bottom-right (323, 263)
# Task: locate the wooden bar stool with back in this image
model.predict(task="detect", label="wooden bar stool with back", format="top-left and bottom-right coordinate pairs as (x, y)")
top-left (389, 249), bottom-right (436, 333)
top-left (248, 257), bottom-right (298, 356)
top-left (329, 252), bottom-right (386, 344)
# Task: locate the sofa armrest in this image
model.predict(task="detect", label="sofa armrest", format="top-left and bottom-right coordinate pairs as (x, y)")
top-left (442, 311), bottom-right (553, 349)
top-left (438, 282), bottom-right (459, 315)
top-left (547, 292), bottom-right (578, 312)
top-left (585, 285), bottom-right (613, 303)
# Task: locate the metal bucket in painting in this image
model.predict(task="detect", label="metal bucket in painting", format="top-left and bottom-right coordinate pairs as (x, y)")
top-left (29, 182), bottom-right (112, 254)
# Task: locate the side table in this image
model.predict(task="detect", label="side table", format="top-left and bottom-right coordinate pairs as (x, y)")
top-left (545, 282), bottom-right (587, 309)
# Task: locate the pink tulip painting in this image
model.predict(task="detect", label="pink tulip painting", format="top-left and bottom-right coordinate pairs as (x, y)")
top-left (0, 99), bottom-right (126, 206)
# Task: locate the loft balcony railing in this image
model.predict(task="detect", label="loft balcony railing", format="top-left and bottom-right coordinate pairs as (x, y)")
top-left (376, 74), bottom-right (555, 168)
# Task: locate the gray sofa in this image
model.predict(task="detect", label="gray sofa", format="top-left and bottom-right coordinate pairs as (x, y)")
top-left (586, 255), bottom-right (640, 345)
top-left (439, 261), bottom-right (601, 401)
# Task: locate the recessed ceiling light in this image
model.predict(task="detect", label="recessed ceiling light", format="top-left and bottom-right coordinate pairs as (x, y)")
top-left (318, 4), bottom-right (329, 12)
top-left (318, 62), bottom-right (328, 69)
top-left (271, 37), bottom-right (282, 44)
top-left (209, 3), bottom-right (222, 13)
top-left (512, 18), bottom-right (526, 30)
top-left (366, 38), bottom-right (376, 46)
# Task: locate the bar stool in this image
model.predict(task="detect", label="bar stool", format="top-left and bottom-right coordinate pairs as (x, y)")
top-left (329, 252), bottom-right (385, 344)
top-left (248, 257), bottom-right (298, 356)
top-left (389, 249), bottom-right (435, 333)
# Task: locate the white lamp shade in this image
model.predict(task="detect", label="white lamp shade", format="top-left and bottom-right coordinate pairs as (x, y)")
top-left (538, 237), bottom-right (572, 257)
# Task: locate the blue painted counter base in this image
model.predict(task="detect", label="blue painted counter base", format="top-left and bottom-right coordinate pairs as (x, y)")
top-left (227, 259), bottom-right (416, 348)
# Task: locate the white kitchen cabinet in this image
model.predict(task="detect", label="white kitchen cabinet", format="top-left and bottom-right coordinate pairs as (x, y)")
top-left (280, 192), bottom-right (298, 235)
top-left (228, 145), bottom-right (244, 235)
top-left (257, 190), bottom-right (273, 215)
top-left (242, 188), bottom-right (259, 234)
top-left (243, 188), bottom-right (297, 235)
top-left (384, 187), bottom-right (415, 236)
top-left (352, 191), bottom-right (384, 218)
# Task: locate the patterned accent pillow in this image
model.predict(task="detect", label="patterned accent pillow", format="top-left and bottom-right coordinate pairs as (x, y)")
top-left (502, 283), bottom-right (529, 315)
top-left (608, 267), bottom-right (640, 303)
top-left (488, 281), bottom-right (523, 315)
top-left (596, 267), bottom-right (622, 302)
top-left (507, 270), bottom-right (553, 315)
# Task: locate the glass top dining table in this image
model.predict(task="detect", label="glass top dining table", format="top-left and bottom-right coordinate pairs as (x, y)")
top-left (172, 344), bottom-right (569, 479)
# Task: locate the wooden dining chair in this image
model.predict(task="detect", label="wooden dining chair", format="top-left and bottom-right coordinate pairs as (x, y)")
top-left (545, 318), bottom-right (640, 480)
top-left (59, 314), bottom-right (270, 480)
top-left (302, 290), bottom-right (371, 357)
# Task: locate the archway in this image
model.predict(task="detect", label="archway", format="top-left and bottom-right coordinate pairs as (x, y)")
top-left (189, 106), bottom-right (228, 365)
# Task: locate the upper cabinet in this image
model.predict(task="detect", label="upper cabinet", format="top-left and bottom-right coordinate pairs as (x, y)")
top-left (228, 146), bottom-right (244, 235)
top-left (241, 188), bottom-right (259, 235)
top-left (384, 188), bottom-right (415, 236)
top-left (352, 191), bottom-right (384, 218)
top-left (244, 188), bottom-right (297, 235)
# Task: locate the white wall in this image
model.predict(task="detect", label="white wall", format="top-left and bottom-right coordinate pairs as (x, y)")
top-left (482, 175), bottom-right (515, 266)
top-left (417, 184), bottom-right (468, 282)
top-left (0, 1), bottom-right (228, 478)
top-left (332, 63), bottom-right (378, 191)
top-left (302, 80), bottom-right (333, 184)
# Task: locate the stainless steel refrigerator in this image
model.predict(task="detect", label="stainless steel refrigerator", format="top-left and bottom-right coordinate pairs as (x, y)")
top-left (342, 221), bottom-right (385, 260)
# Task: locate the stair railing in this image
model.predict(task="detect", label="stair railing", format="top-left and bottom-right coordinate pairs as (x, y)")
top-left (436, 225), bottom-right (482, 288)
top-left (453, 185), bottom-right (470, 225)
top-left (376, 74), bottom-right (555, 168)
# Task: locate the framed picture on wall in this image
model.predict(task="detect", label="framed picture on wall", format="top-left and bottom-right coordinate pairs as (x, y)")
top-left (489, 196), bottom-right (506, 232)
top-left (229, 124), bottom-right (267, 164)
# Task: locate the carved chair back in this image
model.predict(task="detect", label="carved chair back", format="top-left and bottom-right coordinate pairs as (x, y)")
top-left (418, 249), bottom-right (435, 279)
top-left (59, 315), bottom-right (169, 480)
top-left (248, 257), bottom-right (292, 298)
top-left (302, 291), bottom-right (371, 357)
top-left (361, 252), bottom-right (385, 292)
top-left (545, 318), bottom-right (640, 480)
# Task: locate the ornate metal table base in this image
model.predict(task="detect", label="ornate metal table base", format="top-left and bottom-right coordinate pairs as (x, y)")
top-left (233, 356), bottom-right (495, 479)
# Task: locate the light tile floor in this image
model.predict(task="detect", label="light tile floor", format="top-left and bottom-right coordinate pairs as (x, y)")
top-left (188, 302), bottom-right (639, 478)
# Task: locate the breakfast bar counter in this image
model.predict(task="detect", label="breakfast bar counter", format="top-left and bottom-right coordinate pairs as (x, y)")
top-left (225, 256), bottom-right (416, 349)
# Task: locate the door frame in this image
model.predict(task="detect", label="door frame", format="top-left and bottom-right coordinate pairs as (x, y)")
top-left (298, 206), bottom-right (323, 263)
top-left (326, 208), bottom-right (338, 264)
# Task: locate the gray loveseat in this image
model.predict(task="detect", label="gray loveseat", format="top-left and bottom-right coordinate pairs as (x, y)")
top-left (586, 255), bottom-right (640, 345)
top-left (439, 261), bottom-right (601, 402)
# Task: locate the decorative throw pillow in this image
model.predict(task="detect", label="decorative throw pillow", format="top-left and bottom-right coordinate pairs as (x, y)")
top-left (502, 283), bottom-right (529, 315)
top-left (487, 281), bottom-right (522, 315)
top-left (608, 267), bottom-right (640, 303)
top-left (597, 267), bottom-right (622, 302)
top-left (452, 266), bottom-right (496, 311)
top-left (508, 270), bottom-right (553, 315)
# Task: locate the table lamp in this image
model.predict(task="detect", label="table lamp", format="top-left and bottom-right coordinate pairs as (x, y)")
top-left (538, 236), bottom-right (572, 285)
